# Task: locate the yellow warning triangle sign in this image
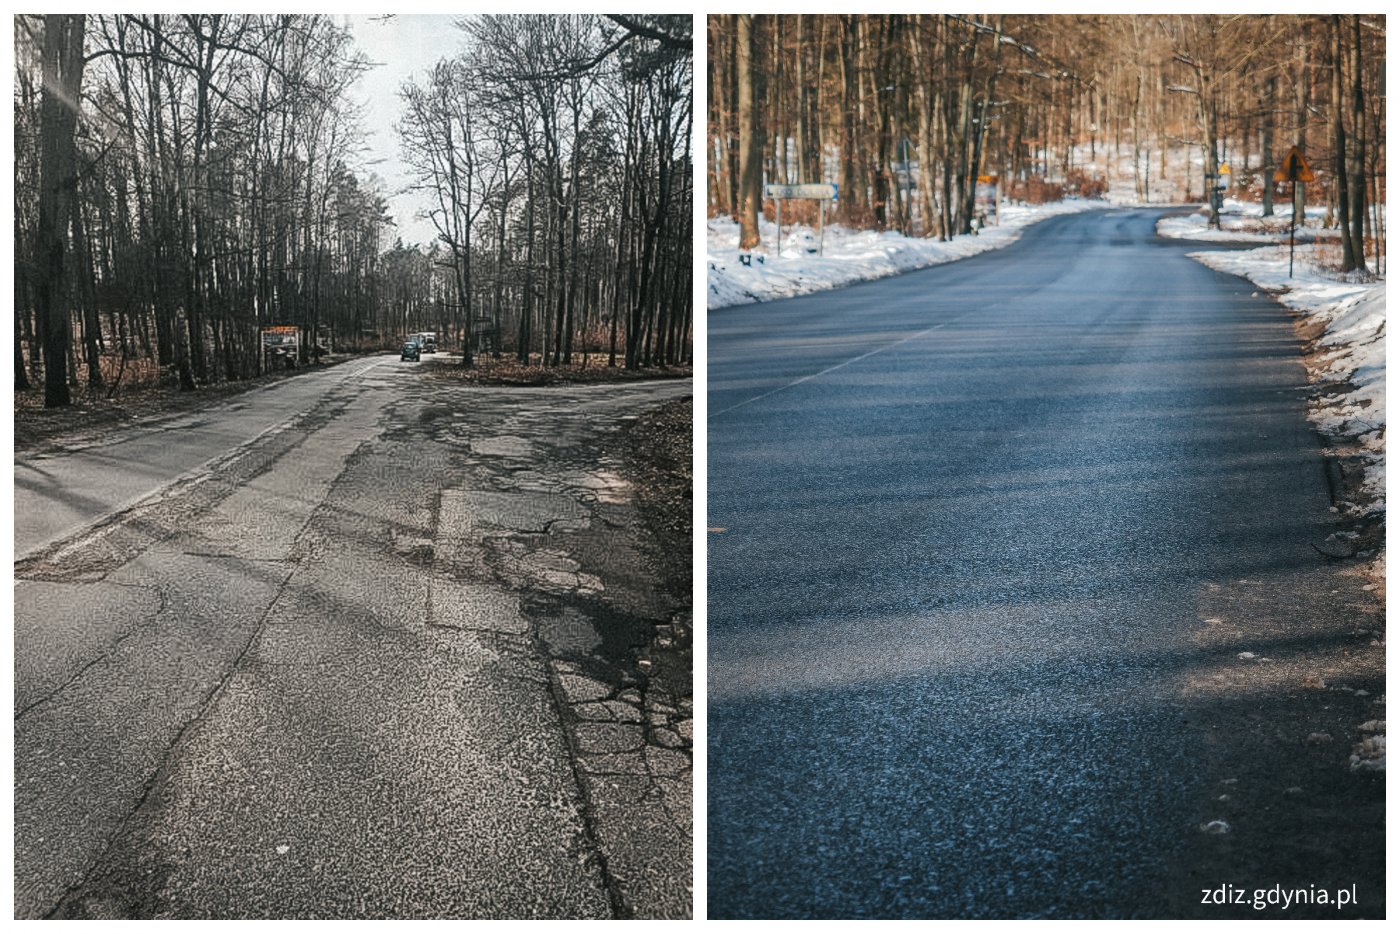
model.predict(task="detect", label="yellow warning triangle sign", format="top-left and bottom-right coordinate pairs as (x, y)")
top-left (1274, 146), bottom-right (1315, 183)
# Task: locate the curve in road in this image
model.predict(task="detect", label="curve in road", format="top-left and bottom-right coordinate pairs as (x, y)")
top-left (707, 208), bottom-right (1384, 919)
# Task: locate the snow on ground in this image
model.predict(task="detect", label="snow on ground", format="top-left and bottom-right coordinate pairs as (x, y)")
top-left (706, 141), bottom-right (1217, 310)
top-left (1191, 242), bottom-right (1385, 518)
top-left (1098, 142), bottom-right (1203, 207)
top-left (707, 199), bottom-right (1104, 310)
top-left (1157, 197), bottom-right (1336, 244)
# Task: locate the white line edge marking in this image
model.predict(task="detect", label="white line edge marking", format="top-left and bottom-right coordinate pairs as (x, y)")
top-left (709, 312), bottom-right (969, 420)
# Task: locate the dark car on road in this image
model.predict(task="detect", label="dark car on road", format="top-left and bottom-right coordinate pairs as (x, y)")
top-left (400, 340), bottom-right (420, 361)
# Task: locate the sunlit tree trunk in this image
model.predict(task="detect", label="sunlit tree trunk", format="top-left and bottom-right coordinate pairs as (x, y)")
top-left (736, 14), bottom-right (762, 249)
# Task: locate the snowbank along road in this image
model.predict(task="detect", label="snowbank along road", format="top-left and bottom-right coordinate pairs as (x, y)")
top-left (707, 208), bottom-right (1384, 919)
top-left (14, 358), bottom-right (692, 919)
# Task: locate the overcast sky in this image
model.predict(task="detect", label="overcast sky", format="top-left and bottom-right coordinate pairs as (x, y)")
top-left (340, 14), bottom-right (466, 248)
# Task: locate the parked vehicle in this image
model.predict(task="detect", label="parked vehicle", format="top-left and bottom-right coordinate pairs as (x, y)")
top-left (400, 340), bottom-right (421, 361)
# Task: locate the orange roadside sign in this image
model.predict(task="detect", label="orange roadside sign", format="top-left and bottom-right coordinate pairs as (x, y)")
top-left (1274, 146), bottom-right (1314, 183)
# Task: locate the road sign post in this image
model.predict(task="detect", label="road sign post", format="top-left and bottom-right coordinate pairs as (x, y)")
top-left (1288, 179), bottom-right (1296, 277)
top-left (764, 183), bottom-right (840, 257)
top-left (1273, 146), bottom-right (1314, 279)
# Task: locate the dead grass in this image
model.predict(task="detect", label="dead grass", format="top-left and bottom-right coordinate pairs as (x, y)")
top-left (1298, 239), bottom-right (1385, 281)
top-left (421, 352), bottom-right (691, 386)
top-left (612, 396), bottom-right (693, 605)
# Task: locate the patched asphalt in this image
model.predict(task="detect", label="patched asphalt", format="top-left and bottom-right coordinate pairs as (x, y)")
top-left (706, 209), bottom-right (1383, 919)
top-left (14, 358), bottom-right (691, 919)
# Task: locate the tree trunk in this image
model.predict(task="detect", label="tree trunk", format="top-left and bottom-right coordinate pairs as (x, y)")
top-left (1348, 14), bottom-right (1366, 272)
top-left (518, 161), bottom-right (535, 364)
top-left (71, 195), bottom-right (104, 389)
top-left (795, 15), bottom-right (807, 184)
top-left (36, 14), bottom-right (88, 408)
top-left (1331, 15), bottom-right (1354, 271)
top-left (15, 307), bottom-right (32, 391)
top-left (736, 14), bottom-right (762, 249)
top-left (1261, 74), bottom-right (1275, 216)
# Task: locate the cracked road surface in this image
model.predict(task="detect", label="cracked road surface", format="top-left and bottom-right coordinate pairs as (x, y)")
top-left (707, 209), bottom-right (1383, 918)
top-left (14, 357), bottom-right (692, 919)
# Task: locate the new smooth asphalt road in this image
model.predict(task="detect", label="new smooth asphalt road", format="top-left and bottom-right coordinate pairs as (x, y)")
top-left (706, 208), bottom-right (1374, 918)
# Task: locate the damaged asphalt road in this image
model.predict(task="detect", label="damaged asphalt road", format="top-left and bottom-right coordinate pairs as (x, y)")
top-left (13, 357), bottom-right (692, 919)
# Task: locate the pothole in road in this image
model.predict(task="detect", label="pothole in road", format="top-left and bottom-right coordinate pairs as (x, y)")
top-left (460, 490), bottom-right (590, 533)
top-left (537, 605), bottom-right (603, 655)
top-left (526, 592), bottom-right (651, 674)
top-left (417, 403), bottom-right (456, 425)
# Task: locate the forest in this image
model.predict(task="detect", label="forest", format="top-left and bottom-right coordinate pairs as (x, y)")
top-left (15, 13), bottom-right (692, 408)
top-left (709, 14), bottom-right (1384, 270)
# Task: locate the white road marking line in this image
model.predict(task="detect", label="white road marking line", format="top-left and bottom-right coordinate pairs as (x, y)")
top-left (709, 312), bottom-right (970, 420)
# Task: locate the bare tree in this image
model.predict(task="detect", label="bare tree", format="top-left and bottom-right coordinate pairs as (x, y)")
top-left (34, 14), bottom-right (88, 407)
top-left (708, 15), bottom-right (1384, 273)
